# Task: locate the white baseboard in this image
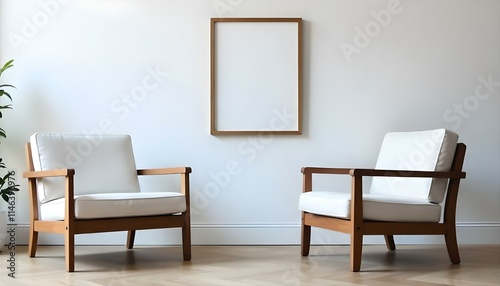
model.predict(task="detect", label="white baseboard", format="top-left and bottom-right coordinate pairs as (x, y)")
top-left (5, 222), bottom-right (500, 246)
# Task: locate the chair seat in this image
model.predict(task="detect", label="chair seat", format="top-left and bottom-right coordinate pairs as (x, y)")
top-left (40, 192), bottom-right (186, 220)
top-left (299, 191), bottom-right (441, 222)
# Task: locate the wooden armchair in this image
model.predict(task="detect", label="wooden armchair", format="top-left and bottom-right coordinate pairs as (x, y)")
top-left (299, 129), bottom-right (466, 271)
top-left (23, 133), bottom-right (192, 272)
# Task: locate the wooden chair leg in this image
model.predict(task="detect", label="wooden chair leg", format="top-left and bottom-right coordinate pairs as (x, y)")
top-left (384, 235), bottom-right (396, 251)
top-left (127, 230), bottom-right (136, 249)
top-left (182, 224), bottom-right (191, 261)
top-left (445, 232), bottom-right (461, 264)
top-left (65, 231), bottom-right (75, 272)
top-left (350, 232), bottom-right (363, 272)
top-left (301, 223), bottom-right (311, 256)
top-left (28, 226), bottom-right (38, 257)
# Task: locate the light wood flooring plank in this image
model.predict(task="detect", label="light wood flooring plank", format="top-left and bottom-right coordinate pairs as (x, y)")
top-left (0, 245), bottom-right (498, 285)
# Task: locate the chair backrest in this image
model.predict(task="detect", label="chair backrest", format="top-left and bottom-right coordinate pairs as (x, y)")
top-left (369, 129), bottom-right (459, 204)
top-left (30, 133), bottom-right (141, 203)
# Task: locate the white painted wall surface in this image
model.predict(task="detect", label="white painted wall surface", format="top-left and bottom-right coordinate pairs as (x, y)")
top-left (0, 0), bottom-right (498, 245)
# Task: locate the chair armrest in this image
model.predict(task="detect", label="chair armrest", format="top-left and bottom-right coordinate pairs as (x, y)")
top-left (301, 167), bottom-right (353, 175)
top-left (301, 167), bottom-right (465, 195)
top-left (23, 169), bottom-right (75, 178)
top-left (301, 167), bottom-right (465, 179)
top-left (138, 167), bottom-right (192, 198)
top-left (350, 168), bottom-right (466, 179)
top-left (137, 167), bottom-right (192, 176)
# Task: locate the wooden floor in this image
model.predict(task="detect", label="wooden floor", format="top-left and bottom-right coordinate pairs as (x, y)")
top-left (1, 244), bottom-right (499, 285)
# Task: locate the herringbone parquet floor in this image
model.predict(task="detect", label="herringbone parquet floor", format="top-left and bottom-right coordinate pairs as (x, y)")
top-left (1, 244), bottom-right (499, 285)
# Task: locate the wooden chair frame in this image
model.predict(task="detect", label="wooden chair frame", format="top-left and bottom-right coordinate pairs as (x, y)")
top-left (301, 143), bottom-right (466, 272)
top-left (23, 143), bottom-right (192, 272)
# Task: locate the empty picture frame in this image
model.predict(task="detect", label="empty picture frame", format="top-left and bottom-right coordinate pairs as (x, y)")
top-left (210, 18), bottom-right (303, 135)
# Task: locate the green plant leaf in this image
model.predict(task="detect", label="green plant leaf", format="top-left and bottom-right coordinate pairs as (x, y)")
top-left (0, 59), bottom-right (17, 203)
top-left (3, 91), bottom-right (13, 101)
top-left (1, 59), bottom-right (14, 70)
top-left (2, 172), bottom-right (11, 182)
top-left (0, 59), bottom-right (14, 77)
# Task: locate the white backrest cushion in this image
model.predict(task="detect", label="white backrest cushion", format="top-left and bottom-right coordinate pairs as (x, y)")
top-left (369, 129), bottom-right (458, 203)
top-left (30, 133), bottom-right (141, 203)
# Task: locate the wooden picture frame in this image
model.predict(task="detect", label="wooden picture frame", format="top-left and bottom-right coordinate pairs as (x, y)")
top-left (210, 18), bottom-right (303, 135)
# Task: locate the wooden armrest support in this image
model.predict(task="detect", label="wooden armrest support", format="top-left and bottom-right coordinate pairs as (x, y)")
top-left (301, 167), bottom-right (353, 175)
top-left (301, 167), bottom-right (465, 179)
top-left (23, 169), bottom-right (75, 178)
top-left (349, 168), bottom-right (466, 179)
top-left (137, 167), bottom-right (192, 176)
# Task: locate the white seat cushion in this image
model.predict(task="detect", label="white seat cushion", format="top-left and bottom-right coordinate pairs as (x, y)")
top-left (299, 191), bottom-right (442, 222)
top-left (40, 192), bottom-right (186, 220)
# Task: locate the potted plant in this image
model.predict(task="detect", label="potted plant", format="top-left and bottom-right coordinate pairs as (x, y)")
top-left (0, 59), bottom-right (20, 250)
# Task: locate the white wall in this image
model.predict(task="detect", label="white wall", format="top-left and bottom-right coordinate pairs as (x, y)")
top-left (0, 0), bottom-right (499, 245)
